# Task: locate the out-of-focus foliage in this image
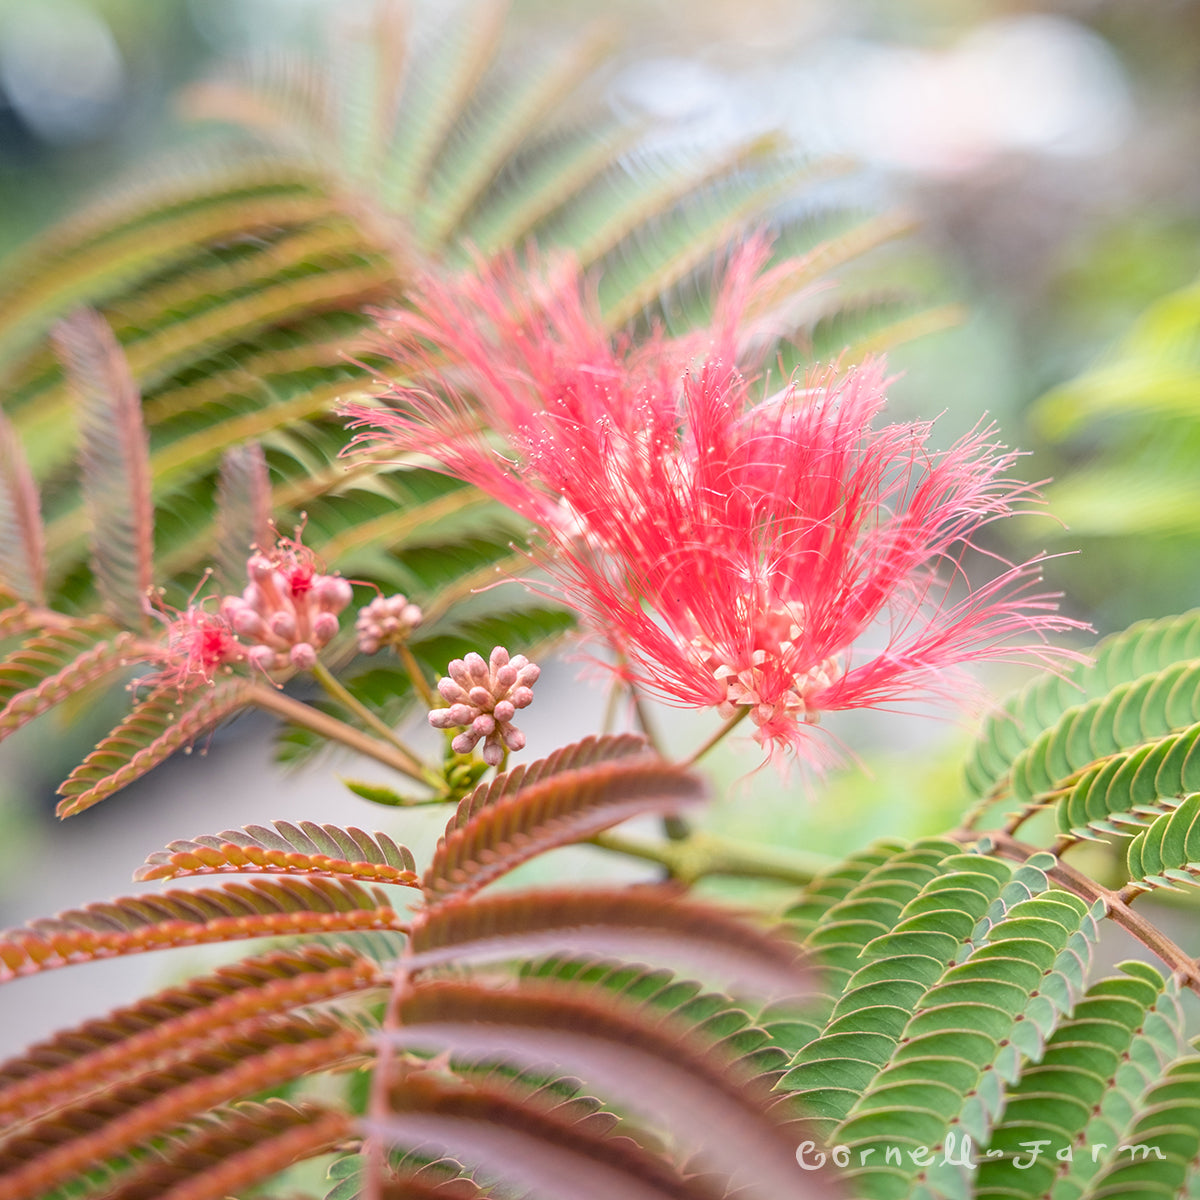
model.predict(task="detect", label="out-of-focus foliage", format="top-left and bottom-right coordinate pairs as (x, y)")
top-left (1028, 273), bottom-right (1200, 625)
top-left (0, 1), bottom-right (944, 779)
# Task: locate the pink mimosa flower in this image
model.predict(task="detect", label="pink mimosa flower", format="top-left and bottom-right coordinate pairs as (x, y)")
top-left (134, 601), bottom-right (246, 697)
top-left (138, 524), bottom-right (353, 694)
top-left (343, 243), bottom-right (1082, 757)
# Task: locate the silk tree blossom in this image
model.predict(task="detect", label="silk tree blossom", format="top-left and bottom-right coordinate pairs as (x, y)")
top-left (343, 243), bottom-right (1082, 757)
top-left (219, 530), bottom-right (353, 672)
top-left (141, 527), bottom-right (354, 693)
top-left (356, 592), bottom-right (424, 655)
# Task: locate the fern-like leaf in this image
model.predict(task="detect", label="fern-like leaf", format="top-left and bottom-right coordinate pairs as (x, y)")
top-left (443, 733), bottom-right (653, 835)
top-left (0, 944), bottom-right (380, 1123)
top-left (783, 850), bottom-right (1015, 1140)
top-left (214, 440), bottom-right (274, 589)
top-left (0, 410), bottom-right (44, 605)
top-left (135, 819), bottom-right (420, 887)
top-left (1126, 790), bottom-right (1200, 889)
top-left (964, 609), bottom-right (1200, 802)
top-left (977, 960), bottom-right (1178, 1199)
top-left (0, 615), bottom-right (134, 737)
top-left (407, 885), bottom-right (811, 997)
top-left (0, 877), bottom-right (402, 980)
top-left (423, 752), bottom-right (706, 900)
top-left (0, 1016), bottom-right (363, 1200)
top-left (374, 1071), bottom-right (728, 1200)
top-left (50, 308), bottom-right (155, 627)
top-left (387, 980), bottom-right (832, 1199)
top-left (828, 886), bottom-right (1102, 1199)
top-left (97, 1099), bottom-right (354, 1200)
top-left (56, 678), bottom-right (253, 817)
top-left (1080, 1045), bottom-right (1200, 1199)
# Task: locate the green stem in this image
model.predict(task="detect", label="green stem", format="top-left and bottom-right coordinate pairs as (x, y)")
top-left (680, 707), bottom-right (752, 769)
top-left (396, 641), bottom-right (437, 709)
top-left (629, 683), bottom-right (665, 757)
top-left (311, 660), bottom-right (428, 763)
top-left (247, 682), bottom-right (439, 792)
top-left (619, 677), bottom-right (686, 840)
top-left (590, 829), bottom-right (831, 888)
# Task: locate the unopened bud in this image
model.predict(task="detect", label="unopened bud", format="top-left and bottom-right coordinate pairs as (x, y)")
top-left (289, 643), bottom-right (317, 670)
top-left (269, 610), bottom-right (297, 640)
top-left (311, 611), bottom-right (340, 643)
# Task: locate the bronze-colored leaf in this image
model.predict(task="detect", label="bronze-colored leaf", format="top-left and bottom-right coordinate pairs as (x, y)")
top-left (424, 755), bottom-right (706, 900)
top-left (373, 1072), bottom-right (726, 1200)
top-left (136, 820), bottom-right (420, 887)
top-left (409, 885), bottom-right (812, 998)
top-left (0, 1016), bottom-right (362, 1200)
top-left (386, 980), bottom-right (837, 1200)
top-left (56, 679), bottom-right (253, 817)
top-left (0, 944), bottom-right (380, 1122)
top-left (98, 1099), bottom-right (353, 1200)
top-left (0, 877), bottom-right (402, 980)
top-left (51, 308), bottom-right (155, 628)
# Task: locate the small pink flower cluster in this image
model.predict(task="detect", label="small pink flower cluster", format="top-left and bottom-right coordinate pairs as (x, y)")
top-left (143, 530), bottom-right (355, 694)
top-left (356, 593), bottom-right (424, 655)
top-left (159, 605), bottom-right (247, 691)
top-left (429, 646), bottom-right (540, 765)
top-left (220, 545), bottom-right (353, 672)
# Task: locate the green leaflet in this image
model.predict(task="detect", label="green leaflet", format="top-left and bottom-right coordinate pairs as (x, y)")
top-left (782, 839), bottom-right (909, 943)
top-left (1011, 661), bottom-right (1200, 808)
top-left (829, 887), bottom-right (1101, 1200)
top-left (1126, 791), bottom-right (1200, 888)
top-left (976, 961), bottom-right (1175, 1199)
top-left (1052, 727), bottom-right (1200, 842)
top-left (782, 850), bottom-right (1013, 1141)
top-left (1079, 1045), bottom-right (1200, 1200)
top-left (963, 609), bottom-right (1200, 803)
top-left (795, 838), bottom-right (962, 1014)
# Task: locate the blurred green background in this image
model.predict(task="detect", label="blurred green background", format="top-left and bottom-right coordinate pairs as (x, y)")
top-left (1, 0), bottom-right (1198, 1048)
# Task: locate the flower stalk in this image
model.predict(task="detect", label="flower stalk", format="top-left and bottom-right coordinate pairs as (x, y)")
top-left (247, 681), bottom-right (439, 791)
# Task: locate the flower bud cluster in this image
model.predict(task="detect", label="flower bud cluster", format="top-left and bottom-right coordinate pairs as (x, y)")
top-left (428, 646), bottom-right (540, 766)
top-left (356, 593), bottom-right (423, 655)
top-left (220, 548), bottom-right (353, 672)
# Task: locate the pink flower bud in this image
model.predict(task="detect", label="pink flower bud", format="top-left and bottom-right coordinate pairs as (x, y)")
top-left (427, 644), bottom-right (540, 764)
top-left (289, 642), bottom-right (317, 670)
top-left (311, 611), bottom-right (340, 643)
top-left (247, 644), bottom-right (277, 670)
top-left (315, 576), bottom-right (353, 611)
top-left (269, 611), bottom-right (297, 640)
top-left (451, 731), bottom-right (478, 755)
top-left (247, 554), bottom-right (275, 582)
top-left (231, 608), bottom-right (267, 638)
